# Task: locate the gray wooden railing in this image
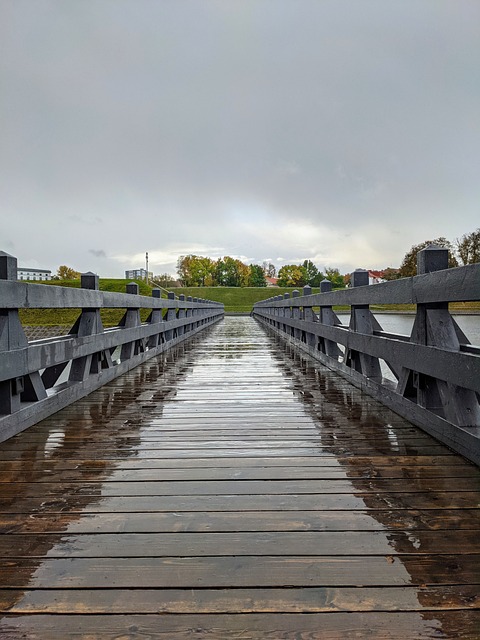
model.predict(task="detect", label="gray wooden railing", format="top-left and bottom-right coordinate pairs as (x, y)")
top-left (253, 246), bottom-right (480, 465)
top-left (0, 252), bottom-right (224, 443)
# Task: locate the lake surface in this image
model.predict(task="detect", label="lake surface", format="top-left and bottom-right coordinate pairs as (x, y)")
top-left (336, 313), bottom-right (480, 346)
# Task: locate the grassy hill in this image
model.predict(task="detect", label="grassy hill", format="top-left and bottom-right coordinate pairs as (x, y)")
top-left (173, 286), bottom-right (303, 313)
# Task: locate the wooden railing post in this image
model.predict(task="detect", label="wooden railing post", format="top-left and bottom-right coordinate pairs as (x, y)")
top-left (400, 245), bottom-right (480, 426)
top-left (275, 295), bottom-right (282, 327)
top-left (147, 288), bottom-right (164, 349)
top-left (118, 282), bottom-right (143, 362)
top-left (283, 292), bottom-right (290, 334)
top-left (191, 297), bottom-right (198, 330)
top-left (318, 279), bottom-right (342, 358)
top-left (0, 253), bottom-right (29, 414)
top-left (292, 290), bottom-right (301, 339)
top-left (186, 296), bottom-right (193, 333)
top-left (68, 272), bottom-right (110, 382)
top-left (177, 294), bottom-right (186, 336)
top-left (301, 285), bottom-right (316, 346)
top-left (165, 292), bottom-right (177, 342)
top-left (344, 269), bottom-right (382, 380)
top-left (0, 253), bottom-right (48, 411)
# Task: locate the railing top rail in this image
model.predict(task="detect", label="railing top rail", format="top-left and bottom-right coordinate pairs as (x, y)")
top-left (254, 263), bottom-right (480, 308)
top-left (0, 280), bottom-right (223, 310)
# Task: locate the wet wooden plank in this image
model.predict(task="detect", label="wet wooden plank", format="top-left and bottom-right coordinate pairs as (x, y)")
top-left (1, 585), bottom-right (480, 613)
top-left (1, 530), bottom-right (479, 557)
top-left (1, 612), bottom-right (480, 640)
top-left (1, 555), bottom-right (479, 588)
top-left (1, 491), bottom-right (479, 513)
top-left (0, 443), bottom-right (454, 460)
top-left (0, 454), bottom-right (470, 471)
top-left (1, 464), bottom-right (478, 484)
top-left (1, 476), bottom-right (479, 499)
top-left (6, 432), bottom-right (447, 449)
top-left (2, 509), bottom-right (479, 534)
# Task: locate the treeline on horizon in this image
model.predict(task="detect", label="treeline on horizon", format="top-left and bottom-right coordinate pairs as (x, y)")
top-left (163, 228), bottom-right (479, 289)
top-left (174, 255), bottom-right (346, 289)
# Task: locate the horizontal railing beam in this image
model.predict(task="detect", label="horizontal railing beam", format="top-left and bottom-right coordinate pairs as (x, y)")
top-left (0, 280), bottom-right (223, 310)
top-left (254, 263), bottom-right (480, 308)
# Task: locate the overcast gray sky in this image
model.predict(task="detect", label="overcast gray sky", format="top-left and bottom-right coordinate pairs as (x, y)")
top-left (1, 0), bottom-right (479, 278)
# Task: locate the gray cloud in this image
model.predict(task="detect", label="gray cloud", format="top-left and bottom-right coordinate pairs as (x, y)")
top-left (1, 0), bottom-right (479, 276)
top-left (89, 249), bottom-right (107, 258)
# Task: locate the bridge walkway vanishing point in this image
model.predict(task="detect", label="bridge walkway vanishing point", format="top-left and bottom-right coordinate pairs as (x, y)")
top-left (0, 316), bottom-right (479, 639)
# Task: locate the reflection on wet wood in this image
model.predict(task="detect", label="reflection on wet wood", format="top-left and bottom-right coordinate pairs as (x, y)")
top-left (0, 317), bottom-right (479, 639)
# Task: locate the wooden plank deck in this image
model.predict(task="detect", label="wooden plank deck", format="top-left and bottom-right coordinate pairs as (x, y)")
top-left (0, 316), bottom-right (479, 639)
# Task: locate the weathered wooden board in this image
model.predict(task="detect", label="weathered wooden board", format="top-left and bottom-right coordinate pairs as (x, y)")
top-left (2, 612), bottom-right (480, 640)
top-left (2, 555), bottom-right (479, 588)
top-left (1, 530), bottom-right (479, 557)
top-left (2, 509), bottom-right (479, 534)
top-left (2, 476), bottom-right (479, 499)
top-left (1, 585), bottom-right (480, 613)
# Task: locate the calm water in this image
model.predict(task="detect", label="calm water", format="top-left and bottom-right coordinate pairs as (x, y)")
top-left (336, 313), bottom-right (480, 347)
top-left (335, 312), bottom-right (479, 382)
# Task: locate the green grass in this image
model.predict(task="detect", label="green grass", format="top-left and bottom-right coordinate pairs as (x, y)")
top-left (173, 286), bottom-right (304, 313)
top-left (17, 279), bottom-right (480, 327)
top-left (39, 278), bottom-right (153, 295)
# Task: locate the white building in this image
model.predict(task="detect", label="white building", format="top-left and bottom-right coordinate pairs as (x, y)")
top-left (18, 267), bottom-right (52, 281)
top-left (125, 268), bottom-right (153, 280)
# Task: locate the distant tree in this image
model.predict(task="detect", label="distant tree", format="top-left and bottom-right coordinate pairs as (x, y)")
top-left (248, 264), bottom-right (267, 287)
top-left (262, 261), bottom-right (276, 277)
top-left (398, 238), bottom-right (458, 278)
top-left (236, 260), bottom-right (250, 287)
top-left (176, 255), bottom-right (193, 286)
top-left (214, 256), bottom-right (249, 287)
top-left (193, 256), bottom-right (215, 286)
top-left (155, 273), bottom-right (177, 288)
top-left (277, 264), bottom-right (306, 287)
top-left (57, 265), bottom-right (80, 279)
top-left (302, 260), bottom-right (323, 287)
top-left (456, 228), bottom-right (480, 265)
top-left (176, 255), bottom-right (215, 286)
top-left (381, 267), bottom-right (400, 281)
top-left (324, 267), bottom-right (344, 288)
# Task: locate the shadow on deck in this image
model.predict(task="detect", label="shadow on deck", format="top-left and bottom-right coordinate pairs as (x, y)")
top-left (0, 316), bottom-right (479, 639)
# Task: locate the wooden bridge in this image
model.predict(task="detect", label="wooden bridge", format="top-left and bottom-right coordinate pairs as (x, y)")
top-left (0, 316), bottom-right (479, 639)
top-left (0, 249), bottom-right (479, 638)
